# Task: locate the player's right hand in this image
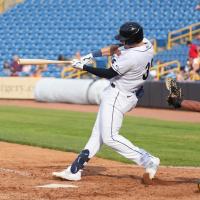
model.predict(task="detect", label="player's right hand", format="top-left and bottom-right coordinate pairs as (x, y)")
top-left (72, 59), bottom-right (84, 70)
top-left (81, 53), bottom-right (94, 65)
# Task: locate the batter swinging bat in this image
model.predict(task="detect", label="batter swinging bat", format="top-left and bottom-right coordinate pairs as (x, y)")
top-left (17, 59), bottom-right (72, 65)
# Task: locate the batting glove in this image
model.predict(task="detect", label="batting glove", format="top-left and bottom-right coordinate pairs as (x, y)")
top-left (81, 53), bottom-right (94, 65)
top-left (72, 59), bottom-right (84, 70)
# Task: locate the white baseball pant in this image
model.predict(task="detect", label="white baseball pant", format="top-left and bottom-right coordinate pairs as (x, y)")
top-left (84, 85), bottom-right (154, 167)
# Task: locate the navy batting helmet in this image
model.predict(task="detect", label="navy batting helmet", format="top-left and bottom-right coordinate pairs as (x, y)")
top-left (115, 22), bottom-right (143, 45)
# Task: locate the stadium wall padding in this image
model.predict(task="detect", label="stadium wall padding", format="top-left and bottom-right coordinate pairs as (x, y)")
top-left (34, 79), bottom-right (200, 108)
top-left (0, 78), bottom-right (198, 107)
top-left (34, 78), bottom-right (110, 104)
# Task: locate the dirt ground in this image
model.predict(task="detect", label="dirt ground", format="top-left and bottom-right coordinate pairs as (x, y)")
top-left (0, 100), bottom-right (200, 200)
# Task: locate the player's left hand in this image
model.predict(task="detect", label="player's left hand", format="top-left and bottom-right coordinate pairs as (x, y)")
top-left (72, 59), bottom-right (84, 70)
top-left (81, 53), bottom-right (94, 65)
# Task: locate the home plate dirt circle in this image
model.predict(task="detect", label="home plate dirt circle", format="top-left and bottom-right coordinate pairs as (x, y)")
top-left (36, 184), bottom-right (78, 188)
top-left (1, 142), bottom-right (200, 200)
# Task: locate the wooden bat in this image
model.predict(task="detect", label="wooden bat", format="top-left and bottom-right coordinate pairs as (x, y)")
top-left (17, 59), bottom-right (72, 65)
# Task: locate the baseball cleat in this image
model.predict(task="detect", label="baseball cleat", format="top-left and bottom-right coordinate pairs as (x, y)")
top-left (142, 157), bottom-right (160, 185)
top-left (52, 166), bottom-right (81, 181)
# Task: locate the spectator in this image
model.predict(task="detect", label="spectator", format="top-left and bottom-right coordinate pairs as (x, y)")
top-left (74, 51), bottom-right (81, 60)
top-left (33, 64), bottom-right (48, 77)
top-left (22, 64), bottom-right (32, 76)
top-left (187, 41), bottom-right (199, 68)
top-left (189, 52), bottom-right (200, 81)
top-left (57, 54), bottom-right (71, 68)
top-left (176, 66), bottom-right (189, 81)
top-left (2, 60), bottom-right (11, 76)
top-left (187, 41), bottom-right (198, 59)
top-left (196, 34), bottom-right (200, 41)
top-left (10, 55), bottom-right (22, 76)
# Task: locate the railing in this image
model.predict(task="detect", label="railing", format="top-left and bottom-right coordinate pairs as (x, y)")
top-left (63, 59), bottom-right (181, 80)
top-left (61, 66), bottom-right (88, 79)
top-left (152, 60), bottom-right (181, 80)
top-left (150, 39), bottom-right (157, 53)
top-left (0, 0), bottom-right (23, 13)
top-left (168, 22), bottom-right (200, 49)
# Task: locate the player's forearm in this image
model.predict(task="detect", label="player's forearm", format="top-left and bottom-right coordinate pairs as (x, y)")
top-left (83, 65), bottom-right (118, 79)
top-left (181, 100), bottom-right (200, 112)
top-left (92, 44), bottom-right (122, 57)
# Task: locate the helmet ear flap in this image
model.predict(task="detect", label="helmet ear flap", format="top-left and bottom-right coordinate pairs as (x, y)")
top-left (125, 38), bottom-right (136, 45)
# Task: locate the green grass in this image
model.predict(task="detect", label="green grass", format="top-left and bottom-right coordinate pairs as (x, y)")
top-left (0, 105), bottom-right (199, 166)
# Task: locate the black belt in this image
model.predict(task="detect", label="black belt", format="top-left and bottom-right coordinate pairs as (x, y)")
top-left (111, 83), bottom-right (144, 96)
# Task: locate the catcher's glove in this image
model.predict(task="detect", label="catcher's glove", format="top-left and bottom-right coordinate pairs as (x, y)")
top-left (165, 78), bottom-right (183, 108)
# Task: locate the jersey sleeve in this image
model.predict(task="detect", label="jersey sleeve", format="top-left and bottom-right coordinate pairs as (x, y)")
top-left (111, 54), bottom-right (132, 75)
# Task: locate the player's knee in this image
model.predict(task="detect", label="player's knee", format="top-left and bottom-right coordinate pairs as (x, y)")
top-left (70, 149), bottom-right (90, 174)
top-left (102, 136), bottom-right (115, 147)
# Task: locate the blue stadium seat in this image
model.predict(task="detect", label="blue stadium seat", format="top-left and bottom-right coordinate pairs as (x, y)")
top-left (0, 0), bottom-right (199, 77)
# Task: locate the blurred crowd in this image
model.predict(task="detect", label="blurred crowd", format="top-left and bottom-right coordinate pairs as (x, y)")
top-left (0, 54), bottom-right (76, 78)
top-left (0, 39), bottom-right (200, 81)
top-left (185, 39), bottom-right (200, 81)
top-left (150, 37), bottom-right (200, 81)
top-left (2, 55), bottom-right (41, 77)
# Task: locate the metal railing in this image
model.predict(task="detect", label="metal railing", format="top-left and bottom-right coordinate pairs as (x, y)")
top-left (168, 22), bottom-right (200, 49)
top-left (0, 0), bottom-right (23, 13)
top-left (61, 67), bottom-right (88, 79)
top-left (61, 60), bottom-right (98, 79)
top-left (150, 39), bottom-right (157, 53)
top-left (152, 60), bottom-right (181, 80)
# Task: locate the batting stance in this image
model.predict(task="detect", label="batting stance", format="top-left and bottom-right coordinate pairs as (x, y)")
top-left (53, 22), bottom-right (160, 183)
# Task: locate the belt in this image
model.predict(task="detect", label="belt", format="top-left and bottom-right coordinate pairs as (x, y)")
top-left (111, 83), bottom-right (144, 96)
top-left (111, 83), bottom-right (133, 92)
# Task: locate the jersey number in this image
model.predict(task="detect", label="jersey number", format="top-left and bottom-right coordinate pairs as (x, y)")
top-left (142, 59), bottom-right (153, 80)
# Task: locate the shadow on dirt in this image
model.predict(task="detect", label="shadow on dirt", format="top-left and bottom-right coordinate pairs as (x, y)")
top-left (143, 177), bottom-right (200, 186)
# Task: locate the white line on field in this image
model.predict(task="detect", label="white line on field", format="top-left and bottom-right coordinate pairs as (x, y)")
top-left (0, 167), bottom-right (31, 177)
top-left (36, 183), bottom-right (78, 189)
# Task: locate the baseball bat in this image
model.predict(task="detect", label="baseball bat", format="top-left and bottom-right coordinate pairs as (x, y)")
top-left (17, 59), bottom-right (72, 65)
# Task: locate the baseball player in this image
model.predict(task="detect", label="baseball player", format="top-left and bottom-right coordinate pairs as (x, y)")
top-left (166, 78), bottom-right (200, 112)
top-left (53, 22), bottom-right (160, 184)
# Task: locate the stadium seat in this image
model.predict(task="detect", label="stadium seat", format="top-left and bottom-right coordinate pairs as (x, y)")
top-left (0, 0), bottom-right (199, 77)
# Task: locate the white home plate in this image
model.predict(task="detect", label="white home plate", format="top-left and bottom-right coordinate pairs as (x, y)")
top-left (36, 184), bottom-right (78, 188)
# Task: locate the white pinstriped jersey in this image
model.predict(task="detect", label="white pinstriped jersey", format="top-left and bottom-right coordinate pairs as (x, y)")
top-left (111, 38), bottom-right (154, 93)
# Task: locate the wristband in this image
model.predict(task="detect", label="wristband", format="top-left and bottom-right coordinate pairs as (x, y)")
top-left (91, 50), bottom-right (103, 57)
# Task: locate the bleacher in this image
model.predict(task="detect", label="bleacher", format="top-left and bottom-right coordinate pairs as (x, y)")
top-left (154, 45), bottom-right (188, 67)
top-left (0, 0), bottom-right (199, 77)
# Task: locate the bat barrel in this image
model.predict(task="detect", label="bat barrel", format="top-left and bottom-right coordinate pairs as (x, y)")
top-left (17, 59), bottom-right (72, 65)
